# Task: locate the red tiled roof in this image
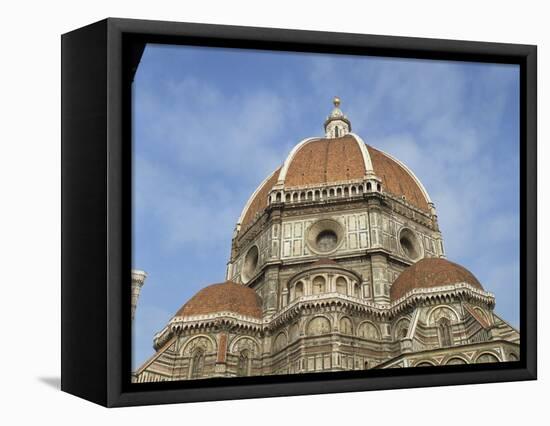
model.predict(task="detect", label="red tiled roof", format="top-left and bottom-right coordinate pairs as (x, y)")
top-left (390, 258), bottom-right (483, 300)
top-left (285, 136), bottom-right (366, 186)
top-left (366, 145), bottom-right (429, 211)
top-left (176, 281), bottom-right (262, 318)
top-left (240, 166), bottom-right (281, 231)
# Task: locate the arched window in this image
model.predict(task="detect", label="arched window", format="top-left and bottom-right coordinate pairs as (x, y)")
top-left (276, 192), bottom-right (281, 202)
top-left (446, 357), bottom-right (467, 365)
top-left (294, 281), bottom-right (304, 299)
top-left (283, 283), bottom-right (290, 307)
top-left (437, 318), bottom-right (453, 347)
top-left (364, 361), bottom-right (369, 369)
top-left (312, 276), bottom-right (326, 294)
top-left (285, 193), bottom-right (291, 202)
top-left (340, 317), bottom-right (353, 334)
top-left (376, 183), bottom-right (381, 192)
top-left (475, 353), bottom-right (500, 364)
top-left (306, 316), bottom-right (331, 336)
top-left (394, 318), bottom-right (410, 340)
top-left (336, 277), bottom-right (347, 295)
top-left (237, 350), bottom-right (250, 376)
top-left (191, 349), bottom-right (204, 379)
top-left (334, 126), bottom-right (339, 137)
top-left (289, 323), bottom-right (299, 342)
top-left (274, 332), bottom-right (287, 352)
top-left (367, 182), bottom-right (372, 191)
top-left (358, 322), bottom-right (381, 340)
top-left (353, 283), bottom-right (360, 298)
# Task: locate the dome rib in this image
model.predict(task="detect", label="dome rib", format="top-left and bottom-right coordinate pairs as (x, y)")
top-left (277, 137), bottom-right (321, 184)
top-left (349, 133), bottom-right (374, 172)
top-left (238, 166), bottom-right (281, 230)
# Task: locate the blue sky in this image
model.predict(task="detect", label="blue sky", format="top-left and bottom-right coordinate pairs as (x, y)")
top-left (132, 44), bottom-right (520, 369)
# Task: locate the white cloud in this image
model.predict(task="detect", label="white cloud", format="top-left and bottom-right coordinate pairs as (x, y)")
top-left (136, 77), bottom-right (290, 184)
top-left (134, 77), bottom-right (296, 250)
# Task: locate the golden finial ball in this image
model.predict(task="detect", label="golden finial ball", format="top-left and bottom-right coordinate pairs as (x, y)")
top-left (333, 96), bottom-right (341, 107)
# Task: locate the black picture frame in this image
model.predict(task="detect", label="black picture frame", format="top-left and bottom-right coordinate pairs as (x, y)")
top-left (61, 17), bottom-right (537, 407)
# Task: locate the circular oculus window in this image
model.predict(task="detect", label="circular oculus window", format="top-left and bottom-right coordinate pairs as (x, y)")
top-left (241, 245), bottom-right (259, 283)
top-left (398, 228), bottom-right (422, 261)
top-left (316, 230), bottom-right (338, 252)
top-left (306, 219), bottom-right (344, 254)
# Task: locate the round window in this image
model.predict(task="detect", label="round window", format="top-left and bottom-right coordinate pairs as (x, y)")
top-left (316, 230), bottom-right (338, 252)
top-left (398, 228), bottom-right (422, 260)
top-left (305, 219), bottom-right (344, 254)
top-left (241, 245), bottom-right (259, 283)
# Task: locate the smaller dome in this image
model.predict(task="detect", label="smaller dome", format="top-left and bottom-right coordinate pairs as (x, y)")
top-left (390, 258), bottom-right (483, 301)
top-left (176, 281), bottom-right (262, 318)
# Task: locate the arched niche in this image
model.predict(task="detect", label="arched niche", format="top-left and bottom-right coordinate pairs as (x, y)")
top-left (336, 276), bottom-right (347, 295)
top-left (427, 306), bottom-right (459, 326)
top-left (230, 336), bottom-right (260, 356)
top-left (339, 316), bottom-right (353, 334)
top-left (273, 332), bottom-right (288, 352)
top-left (393, 317), bottom-right (411, 340)
top-left (445, 357), bottom-right (467, 365)
top-left (312, 275), bottom-right (326, 294)
top-left (182, 335), bottom-right (216, 356)
top-left (475, 352), bottom-right (500, 364)
top-left (358, 321), bottom-right (381, 341)
top-left (306, 316), bottom-right (331, 336)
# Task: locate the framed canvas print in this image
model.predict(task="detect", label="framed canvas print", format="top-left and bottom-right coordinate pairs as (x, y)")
top-left (61, 18), bottom-right (537, 407)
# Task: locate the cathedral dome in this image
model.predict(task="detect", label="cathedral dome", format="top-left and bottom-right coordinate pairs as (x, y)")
top-left (175, 281), bottom-right (262, 319)
top-left (237, 99), bottom-right (432, 235)
top-left (390, 258), bottom-right (483, 301)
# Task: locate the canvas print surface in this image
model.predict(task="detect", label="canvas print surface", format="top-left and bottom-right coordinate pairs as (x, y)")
top-left (131, 45), bottom-right (520, 383)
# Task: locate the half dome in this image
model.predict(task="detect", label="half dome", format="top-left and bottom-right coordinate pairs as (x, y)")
top-left (175, 281), bottom-right (263, 319)
top-left (390, 258), bottom-right (483, 301)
